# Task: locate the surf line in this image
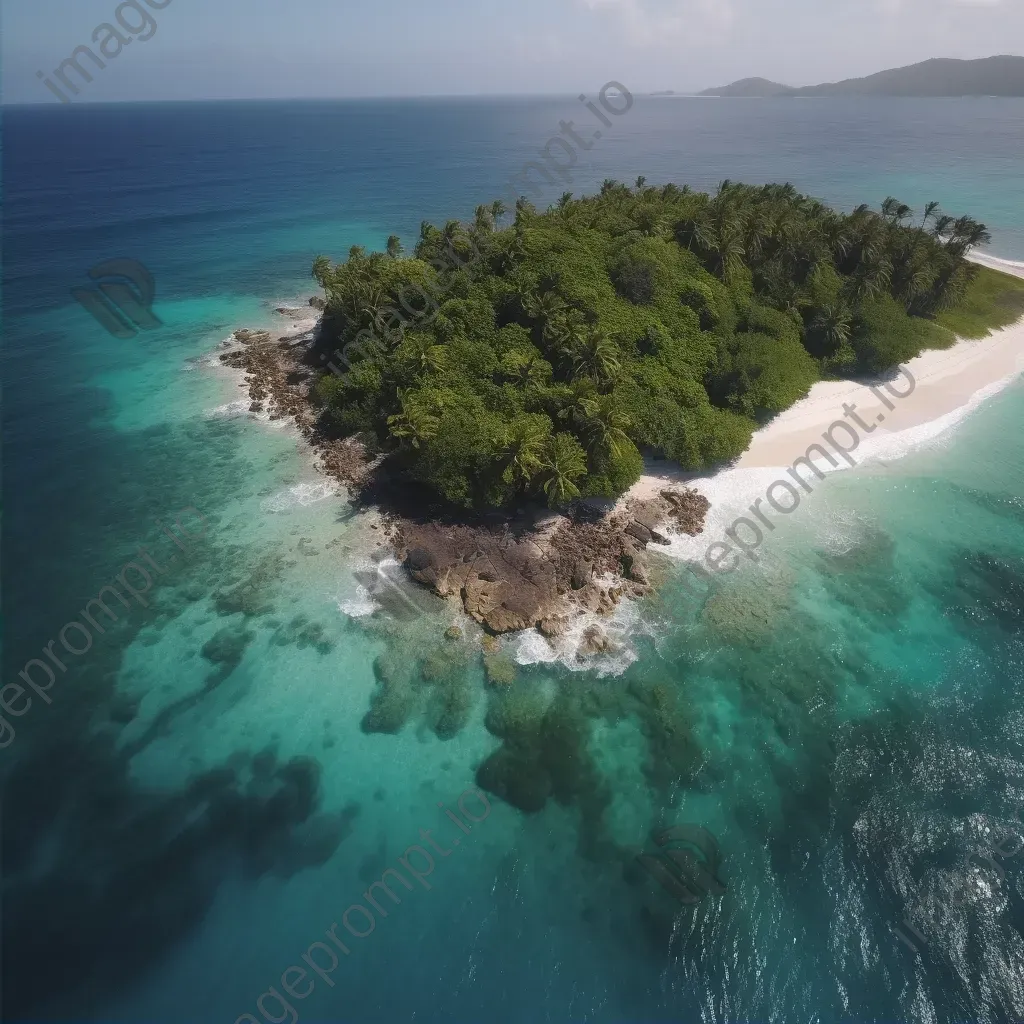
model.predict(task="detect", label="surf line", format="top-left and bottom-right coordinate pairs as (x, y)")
top-left (232, 788), bottom-right (491, 1024)
top-left (678, 365), bottom-right (917, 597)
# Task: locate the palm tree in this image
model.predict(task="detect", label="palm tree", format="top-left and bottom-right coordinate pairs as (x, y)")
top-left (441, 220), bottom-right (462, 248)
top-left (558, 378), bottom-right (599, 429)
top-left (490, 199), bottom-right (506, 227)
top-left (945, 216), bottom-right (992, 257)
top-left (557, 191), bottom-right (574, 210)
top-left (386, 235), bottom-right (403, 259)
top-left (848, 255), bottom-right (893, 303)
top-left (501, 350), bottom-right (550, 389)
top-left (572, 329), bottom-right (620, 382)
top-left (812, 304), bottom-right (853, 352)
top-left (584, 394), bottom-right (631, 458)
top-left (880, 197), bottom-right (901, 222)
top-left (498, 419), bottom-right (549, 487)
top-left (714, 217), bottom-right (747, 283)
top-left (548, 309), bottom-right (588, 361)
top-left (677, 211), bottom-right (718, 259)
top-left (474, 205), bottom-right (493, 233)
top-left (633, 205), bottom-right (666, 237)
top-left (387, 390), bottom-right (442, 449)
top-left (881, 197), bottom-right (912, 226)
top-left (920, 201), bottom-right (941, 230)
top-left (540, 434), bottom-right (587, 506)
top-left (312, 255), bottom-right (332, 288)
top-left (401, 335), bottom-right (444, 374)
top-left (514, 197), bottom-right (536, 225)
top-left (495, 232), bottom-right (525, 273)
top-left (635, 175), bottom-right (647, 191)
top-left (524, 289), bottom-right (567, 341)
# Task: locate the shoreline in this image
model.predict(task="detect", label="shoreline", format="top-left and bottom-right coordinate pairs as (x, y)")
top-left (212, 306), bottom-right (712, 652)
top-left (221, 259), bottom-right (1024, 644)
top-left (626, 254), bottom-right (1024, 506)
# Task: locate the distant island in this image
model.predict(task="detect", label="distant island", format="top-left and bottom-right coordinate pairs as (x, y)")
top-left (701, 55), bottom-right (1024, 98)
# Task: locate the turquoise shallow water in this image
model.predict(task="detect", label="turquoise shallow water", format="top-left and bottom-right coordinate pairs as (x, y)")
top-left (3, 97), bottom-right (1024, 1023)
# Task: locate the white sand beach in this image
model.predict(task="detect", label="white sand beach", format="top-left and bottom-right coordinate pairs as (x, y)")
top-left (628, 256), bottom-right (1024, 503)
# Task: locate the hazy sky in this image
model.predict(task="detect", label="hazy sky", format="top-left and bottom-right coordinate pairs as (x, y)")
top-left (3, 0), bottom-right (1022, 104)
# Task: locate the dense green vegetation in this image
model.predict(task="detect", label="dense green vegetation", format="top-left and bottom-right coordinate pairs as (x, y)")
top-left (310, 179), bottom-right (1004, 510)
top-left (936, 264), bottom-right (1024, 339)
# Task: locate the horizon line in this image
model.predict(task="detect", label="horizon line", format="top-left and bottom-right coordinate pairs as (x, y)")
top-left (2, 89), bottom-right (651, 109)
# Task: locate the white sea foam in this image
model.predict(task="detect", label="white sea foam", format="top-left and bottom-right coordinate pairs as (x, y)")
top-left (510, 586), bottom-right (666, 678)
top-left (336, 555), bottom-right (427, 620)
top-left (183, 352), bottom-right (224, 372)
top-left (971, 251), bottom-right (1024, 275)
top-left (205, 399), bottom-right (252, 420)
top-left (656, 369), bottom-right (1022, 566)
top-left (853, 371), bottom-right (1019, 463)
top-left (261, 480), bottom-right (340, 513)
top-left (337, 584), bottom-right (377, 619)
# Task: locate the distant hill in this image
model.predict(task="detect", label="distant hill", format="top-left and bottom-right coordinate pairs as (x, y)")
top-left (700, 56), bottom-right (1024, 98)
top-left (700, 77), bottom-right (793, 98)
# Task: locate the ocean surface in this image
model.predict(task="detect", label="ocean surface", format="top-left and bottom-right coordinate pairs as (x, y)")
top-left (3, 96), bottom-right (1024, 1023)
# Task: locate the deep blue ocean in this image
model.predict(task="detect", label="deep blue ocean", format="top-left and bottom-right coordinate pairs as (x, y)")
top-left (3, 97), bottom-right (1024, 1024)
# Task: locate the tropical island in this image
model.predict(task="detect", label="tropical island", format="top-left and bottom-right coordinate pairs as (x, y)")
top-left (224, 180), bottom-right (1024, 638)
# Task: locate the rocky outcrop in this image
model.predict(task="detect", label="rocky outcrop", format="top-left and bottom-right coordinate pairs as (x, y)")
top-left (394, 522), bottom-right (562, 633)
top-left (579, 625), bottom-right (618, 656)
top-left (391, 489), bottom-right (710, 634)
top-left (220, 330), bottom-right (315, 429)
top-left (220, 322), bottom-right (712, 636)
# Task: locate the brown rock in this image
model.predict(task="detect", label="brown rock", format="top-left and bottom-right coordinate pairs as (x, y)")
top-left (539, 616), bottom-right (571, 637)
top-left (571, 559), bottom-right (594, 590)
top-left (575, 582), bottom-right (620, 616)
top-left (579, 625), bottom-right (618, 656)
top-left (622, 552), bottom-right (651, 585)
top-left (626, 520), bottom-right (653, 545)
top-left (407, 546), bottom-right (434, 572)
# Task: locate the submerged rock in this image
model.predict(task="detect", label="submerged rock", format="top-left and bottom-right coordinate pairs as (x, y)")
top-left (483, 652), bottom-right (518, 687)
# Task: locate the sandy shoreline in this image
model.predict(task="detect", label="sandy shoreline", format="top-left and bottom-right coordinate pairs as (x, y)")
top-left (628, 256), bottom-right (1024, 503)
